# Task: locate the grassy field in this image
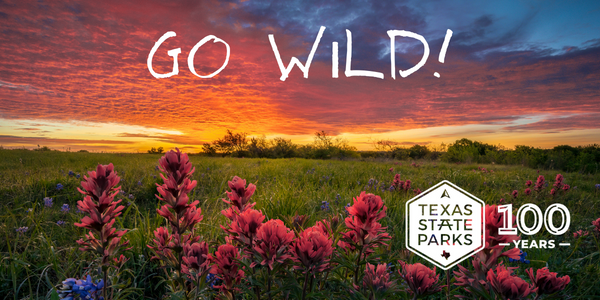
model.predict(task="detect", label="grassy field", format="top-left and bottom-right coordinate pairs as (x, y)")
top-left (1, 149), bottom-right (600, 299)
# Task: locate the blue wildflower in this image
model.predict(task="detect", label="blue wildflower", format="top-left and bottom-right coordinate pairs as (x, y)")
top-left (76, 174), bottom-right (80, 179)
top-left (61, 204), bottom-right (70, 213)
top-left (26, 208), bottom-right (33, 213)
top-left (128, 194), bottom-right (134, 199)
top-left (345, 203), bottom-right (351, 215)
top-left (508, 250), bottom-right (530, 264)
top-left (59, 275), bottom-right (104, 300)
top-left (57, 220), bottom-right (65, 226)
top-left (56, 183), bottom-right (63, 190)
top-left (596, 184), bottom-right (600, 189)
top-left (44, 197), bottom-right (53, 207)
top-left (321, 201), bottom-right (330, 211)
top-left (15, 226), bottom-right (28, 234)
top-left (68, 171), bottom-right (74, 176)
top-left (389, 186), bottom-right (395, 191)
top-left (137, 180), bottom-right (142, 186)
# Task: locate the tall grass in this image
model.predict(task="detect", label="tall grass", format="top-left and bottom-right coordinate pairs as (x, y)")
top-left (1, 149), bottom-right (600, 298)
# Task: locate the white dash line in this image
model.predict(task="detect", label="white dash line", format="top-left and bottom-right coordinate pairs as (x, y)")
top-left (559, 243), bottom-right (571, 246)
top-left (498, 243), bottom-right (511, 246)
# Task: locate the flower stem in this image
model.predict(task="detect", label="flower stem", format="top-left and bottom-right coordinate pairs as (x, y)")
top-left (301, 272), bottom-right (310, 300)
top-left (446, 269), bottom-right (450, 300)
top-left (267, 268), bottom-right (273, 300)
top-left (354, 247), bottom-right (364, 286)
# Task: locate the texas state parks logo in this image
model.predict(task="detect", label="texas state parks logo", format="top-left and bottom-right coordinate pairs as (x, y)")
top-left (406, 180), bottom-right (485, 270)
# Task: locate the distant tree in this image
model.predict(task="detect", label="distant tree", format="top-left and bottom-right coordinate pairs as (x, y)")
top-left (408, 144), bottom-right (430, 159)
top-left (373, 139), bottom-right (399, 151)
top-left (271, 137), bottom-right (297, 158)
top-left (214, 130), bottom-right (248, 155)
top-left (201, 143), bottom-right (217, 156)
top-left (33, 146), bottom-right (52, 151)
top-left (148, 147), bottom-right (165, 154)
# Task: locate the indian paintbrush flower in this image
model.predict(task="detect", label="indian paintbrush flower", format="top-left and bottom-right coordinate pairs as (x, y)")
top-left (535, 175), bottom-right (545, 191)
top-left (487, 265), bottom-right (533, 300)
top-left (74, 163), bottom-right (129, 264)
top-left (397, 261), bottom-right (444, 298)
top-left (592, 217), bottom-right (600, 233)
top-left (289, 225), bottom-right (334, 275)
top-left (252, 219), bottom-right (294, 270)
top-left (222, 208), bottom-right (265, 252)
top-left (363, 263), bottom-right (397, 293)
top-left (526, 267), bottom-right (570, 297)
top-left (209, 243), bottom-right (245, 298)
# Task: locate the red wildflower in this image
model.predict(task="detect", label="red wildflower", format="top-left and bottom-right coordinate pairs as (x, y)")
top-left (573, 230), bottom-right (589, 238)
top-left (158, 147), bottom-right (195, 184)
top-left (363, 263), bottom-right (397, 292)
top-left (550, 188), bottom-right (556, 196)
top-left (223, 208), bottom-right (265, 250)
top-left (388, 167), bottom-right (393, 172)
top-left (562, 184), bottom-right (570, 191)
top-left (182, 241), bottom-right (210, 278)
top-left (75, 163), bottom-right (129, 266)
top-left (222, 176), bottom-right (257, 216)
top-left (553, 174), bottom-right (564, 189)
top-left (210, 243), bottom-right (245, 297)
top-left (455, 205), bottom-right (522, 297)
top-left (487, 265), bottom-right (533, 300)
top-left (113, 254), bottom-right (129, 268)
top-left (340, 192), bottom-right (390, 258)
top-left (592, 217), bottom-right (600, 233)
top-left (527, 267), bottom-right (570, 296)
top-left (77, 163), bottom-right (121, 201)
top-left (252, 219), bottom-right (294, 270)
top-left (524, 188), bottom-right (531, 196)
top-left (404, 180), bottom-right (412, 191)
top-left (535, 175), bottom-right (545, 191)
top-left (346, 192), bottom-right (386, 228)
top-left (148, 227), bottom-right (199, 266)
top-left (413, 188), bottom-right (422, 195)
top-left (314, 219), bottom-right (332, 237)
top-left (392, 174), bottom-right (404, 190)
top-left (397, 261), bottom-right (444, 298)
top-left (511, 190), bottom-right (518, 199)
top-left (150, 149), bottom-right (206, 286)
top-left (155, 148), bottom-right (201, 236)
top-left (289, 225), bottom-right (334, 274)
top-left (483, 205), bottom-right (521, 253)
top-left (526, 180), bottom-right (532, 187)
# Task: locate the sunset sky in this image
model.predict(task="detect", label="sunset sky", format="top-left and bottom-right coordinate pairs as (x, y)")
top-left (1, 0), bottom-right (599, 152)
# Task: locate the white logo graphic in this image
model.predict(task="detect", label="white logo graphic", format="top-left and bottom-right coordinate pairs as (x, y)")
top-left (406, 180), bottom-right (485, 270)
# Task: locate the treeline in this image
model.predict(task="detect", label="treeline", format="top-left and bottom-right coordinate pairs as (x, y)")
top-left (198, 132), bottom-right (600, 173)
top-left (201, 130), bottom-right (359, 159)
top-left (440, 138), bottom-right (600, 173)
